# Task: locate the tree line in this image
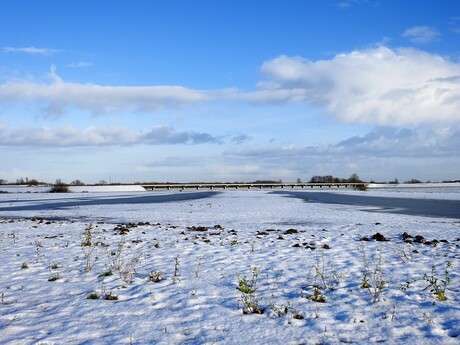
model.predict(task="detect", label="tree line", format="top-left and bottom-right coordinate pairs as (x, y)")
top-left (308, 173), bottom-right (362, 184)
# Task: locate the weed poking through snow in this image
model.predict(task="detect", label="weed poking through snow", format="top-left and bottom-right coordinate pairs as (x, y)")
top-left (237, 266), bottom-right (264, 314)
top-left (423, 261), bottom-right (452, 302)
top-left (359, 245), bottom-right (386, 303)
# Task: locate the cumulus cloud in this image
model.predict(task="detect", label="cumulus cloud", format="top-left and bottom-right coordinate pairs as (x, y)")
top-left (402, 26), bottom-right (440, 44)
top-left (0, 124), bottom-right (222, 147)
top-left (3, 46), bottom-right (62, 56)
top-left (255, 47), bottom-right (460, 126)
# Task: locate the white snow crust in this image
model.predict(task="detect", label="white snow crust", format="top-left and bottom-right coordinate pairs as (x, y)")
top-left (0, 188), bottom-right (459, 344)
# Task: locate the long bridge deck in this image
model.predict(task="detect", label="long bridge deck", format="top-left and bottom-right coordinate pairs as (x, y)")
top-left (142, 183), bottom-right (366, 191)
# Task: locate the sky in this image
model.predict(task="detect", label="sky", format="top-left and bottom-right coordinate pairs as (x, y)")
top-left (1, 0), bottom-right (460, 184)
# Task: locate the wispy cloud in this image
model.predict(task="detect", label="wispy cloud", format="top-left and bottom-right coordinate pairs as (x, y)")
top-left (136, 156), bottom-right (268, 182)
top-left (231, 134), bottom-right (251, 144)
top-left (0, 124), bottom-right (222, 147)
top-left (402, 26), bottom-right (440, 44)
top-left (336, 0), bottom-right (376, 9)
top-left (449, 17), bottom-right (460, 34)
top-left (334, 127), bottom-right (460, 158)
top-left (0, 67), bottom-right (213, 116)
top-left (219, 126), bottom-right (460, 181)
top-left (68, 61), bottom-right (94, 68)
top-left (229, 127), bottom-right (460, 162)
top-left (3, 46), bottom-right (62, 56)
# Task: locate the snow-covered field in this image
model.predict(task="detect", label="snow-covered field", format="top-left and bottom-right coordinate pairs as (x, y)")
top-left (0, 187), bottom-right (459, 344)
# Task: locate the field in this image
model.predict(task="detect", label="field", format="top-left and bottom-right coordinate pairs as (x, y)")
top-left (0, 187), bottom-right (459, 344)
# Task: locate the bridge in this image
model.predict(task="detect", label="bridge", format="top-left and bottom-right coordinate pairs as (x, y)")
top-left (142, 182), bottom-right (366, 191)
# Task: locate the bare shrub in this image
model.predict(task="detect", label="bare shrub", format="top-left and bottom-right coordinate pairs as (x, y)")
top-left (49, 179), bottom-right (70, 193)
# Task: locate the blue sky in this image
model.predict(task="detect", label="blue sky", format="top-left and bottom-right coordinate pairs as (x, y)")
top-left (1, 0), bottom-right (460, 184)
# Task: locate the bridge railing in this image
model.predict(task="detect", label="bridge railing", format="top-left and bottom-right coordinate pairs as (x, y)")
top-left (141, 183), bottom-right (367, 191)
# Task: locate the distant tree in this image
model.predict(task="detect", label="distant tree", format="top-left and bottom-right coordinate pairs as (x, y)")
top-left (405, 178), bottom-right (422, 184)
top-left (71, 179), bottom-right (85, 186)
top-left (296, 178), bottom-right (302, 183)
top-left (347, 173), bottom-right (362, 183)
top-left (252, 180), bottom-right (282, 184)
top-left (27, 179), bottom-right (40, 186)
top-left (309, 176), bottom-right (320, 183)
top-left (310, 175), bottom-right (334, 183)
top-left (98, 180), bottom-right (108, 185)
top-left (310, 174), bottom-right (367, 184)
top-left (49, 179), bottom-right (70, 193)
top-left (0, 179), bottom-right (6, 185)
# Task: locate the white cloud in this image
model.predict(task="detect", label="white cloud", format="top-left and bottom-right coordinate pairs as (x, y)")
top-left (2, 46), bottom-right (460, 127)
top-left (450, 17), bottom-right (460, 34)
top-left (68, 61), bottom-right (94, 68)
top-left (402, 26), bottom-right (440, 44)
top-left (336, 0), bottom-right (371, 9)
top-left (255, 47), bottom-right (460, 126)
top-left (136, 156), bottom-right (272, 182)
top-left (231, 134), bottom-right (251, 144)
top-left (335, 126), bottom-right (460, 158)
top-left (3, 46), bottom-right (62, 56)
top-left (230, 126), bottom-right (460, 160)
top-left (0, 124), bottom-right (222, 147)
top-left (222, 126), bottom-right (460, 181)
top-left (0, 68), bottom-right (213, 116)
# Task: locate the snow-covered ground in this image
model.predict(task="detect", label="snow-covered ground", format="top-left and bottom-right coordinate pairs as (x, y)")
top-left (366, 183), bottom-right (460, 200)
top-left (0, 188), bottom-right (459, 344)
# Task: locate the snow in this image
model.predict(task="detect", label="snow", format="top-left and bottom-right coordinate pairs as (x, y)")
top-left (365, 183), bottom-right (460, 200)
top-left (0, 188), bottom-right (459, 344)
top-left (0, 184), bottom-right (146, 194)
